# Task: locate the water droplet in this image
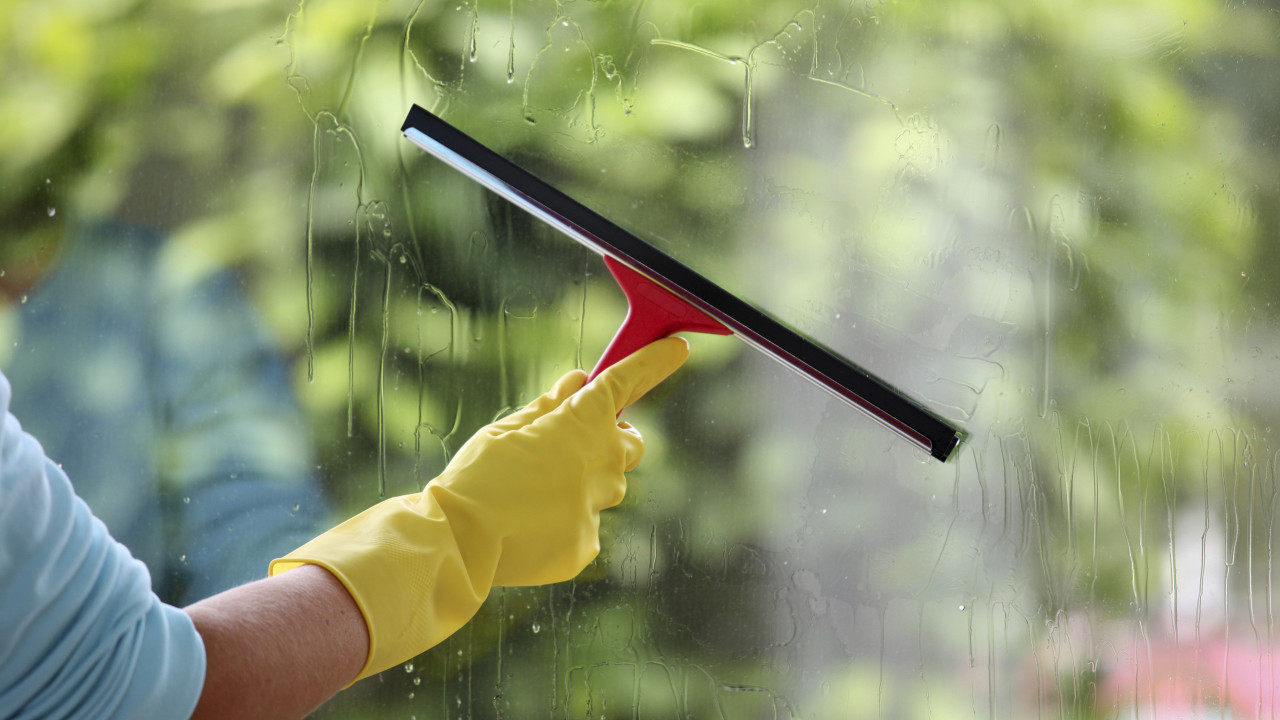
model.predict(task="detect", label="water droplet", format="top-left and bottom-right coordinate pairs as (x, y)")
top-left (404, 661), bottom-right (414, 673)
top-left (958, 604), bottom-right (965, 611)
top-left (19, 295), bottom-right (28, 304)
top-left (46, 207), bottom-right (56, 217)
top-left (182, 496), bottom-right (190, 504)
top-left (532, 622), bottom-right (541, 634)
top-left (412, 676), bottom-right (422, 686)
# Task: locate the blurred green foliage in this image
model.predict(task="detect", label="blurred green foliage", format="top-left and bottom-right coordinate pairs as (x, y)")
top-left (5, 0), bottom-right (1280, 716)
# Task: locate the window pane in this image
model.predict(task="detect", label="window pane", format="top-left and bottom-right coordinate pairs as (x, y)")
top-left (4, 0), bottom-right (1279, 717)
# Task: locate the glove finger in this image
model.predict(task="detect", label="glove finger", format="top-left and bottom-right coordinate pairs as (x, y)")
top-left (587, 426), bottom-right (636, 511)
top-left (617, 422), bottom-right (644, 474)
top-left (590, 337), bottom-right (690, 416)
top-left (490, 370), bottom-right (587, 431)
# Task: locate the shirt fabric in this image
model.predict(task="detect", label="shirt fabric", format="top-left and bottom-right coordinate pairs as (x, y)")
top-left (0, 369), bottom-right (206, 719)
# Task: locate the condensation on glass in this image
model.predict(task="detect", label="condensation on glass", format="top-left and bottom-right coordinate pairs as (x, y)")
top-left (280, 1), bottom-right (1280, 717)
top-left (8, 0), bottom-right (1279, 717)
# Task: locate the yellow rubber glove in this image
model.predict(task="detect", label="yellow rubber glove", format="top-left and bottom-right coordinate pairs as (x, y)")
top-left (269, 337), bottom-right (689, 682)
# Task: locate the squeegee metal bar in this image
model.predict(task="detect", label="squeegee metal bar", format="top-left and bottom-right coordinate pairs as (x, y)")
top-left (401, 104), bottom-right (962, 462)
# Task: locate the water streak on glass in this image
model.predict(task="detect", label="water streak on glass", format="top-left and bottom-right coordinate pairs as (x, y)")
top-left (493, 588), bottom-right (506, 717)
top-left (502, 0), bottom-right (516, 83)
top-left (305, 117), bottom-right (321, 381)
top-left (338, 4), bottom-right (379, 120)
top-left (378, 255), bottom-right (393, 499)
top-left (414, 282), bottom-right (461, 475)
top-left (498, 286), bottom-right (537, 415)
top-left (346, 215), bottom-right (363, 439)
top-left (466, 0), bottom-right (480, 66)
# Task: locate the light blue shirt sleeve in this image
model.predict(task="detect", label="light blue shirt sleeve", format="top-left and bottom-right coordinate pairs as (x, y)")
top-left (0, 371), bottom-right (206, 720)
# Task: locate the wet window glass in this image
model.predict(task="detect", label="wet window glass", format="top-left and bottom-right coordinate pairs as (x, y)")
top-left (4, 0), bottom-right (1280, 716)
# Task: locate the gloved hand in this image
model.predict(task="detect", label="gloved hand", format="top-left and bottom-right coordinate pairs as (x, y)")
top-left (269, 337), bottom-right (689, 682)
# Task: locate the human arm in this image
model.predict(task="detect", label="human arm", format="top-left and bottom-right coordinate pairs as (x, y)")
top-left (0, 336), bottom-right (685, 718)
top-left (0, 379), bottom-right (359, 720)
top-left (0, 373), bottom-right (205, 720)
top-left (185, 565), bottom-right (367, 720)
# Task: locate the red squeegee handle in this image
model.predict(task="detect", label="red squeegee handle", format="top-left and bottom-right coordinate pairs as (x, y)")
top-left (588, 256), bottom-right (732, 382)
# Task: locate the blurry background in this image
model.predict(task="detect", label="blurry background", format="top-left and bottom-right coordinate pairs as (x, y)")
top-left (3, 0), bottom-right (1280, 717)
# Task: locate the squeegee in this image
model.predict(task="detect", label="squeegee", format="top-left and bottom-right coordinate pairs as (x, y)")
top-left (401, 104), bottom-right (962, 462)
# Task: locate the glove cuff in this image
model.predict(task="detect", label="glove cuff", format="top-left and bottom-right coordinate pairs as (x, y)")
top-left (270, 490), bottom-right (495, 681)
